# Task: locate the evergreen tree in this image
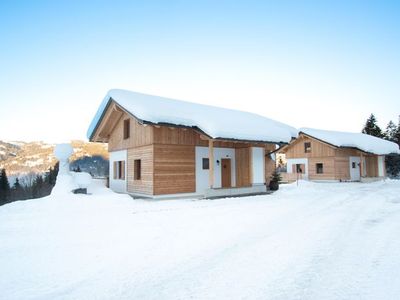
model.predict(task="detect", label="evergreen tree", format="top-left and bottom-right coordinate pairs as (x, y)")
top-left (384, 120), bottom-right (397, 142)
top-left (11, 177), bottom-right (24, 201)
top-left (32, 174), bottom-right (44, 198)
top-left (386, 155), bottom-right (400, 178)
top-left (362, 114), bottom-right (384, 138)
top-left (385, 116), bottom-right (400, 178)
top-left (49, 162), bottom-right (59, 185)
top-left (13, 177), bottom-right (21, 190)
top-left (0, 169), bottom-right (11, 204)
top-left (269, 170), bottom-right (282, 191)
top-left (395, 116), bottom-right (400, 147)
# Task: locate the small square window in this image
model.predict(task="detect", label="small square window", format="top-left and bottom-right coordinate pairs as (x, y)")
top-left (296, 164), bottom-right (303, 173)
top-left (113, 161), bottom-right (125, 180)
top-left (316, 163), bottom-right (323, 174)
top-left (202, 158), bottom-right (209, 170)
top-left (304, 142), bottom-right (311, 153)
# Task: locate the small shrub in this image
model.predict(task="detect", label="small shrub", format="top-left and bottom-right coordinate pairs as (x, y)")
top-left (269, 170), bottom-right (281, 191)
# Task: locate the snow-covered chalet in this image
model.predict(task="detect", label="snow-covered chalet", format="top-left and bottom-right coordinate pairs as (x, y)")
top-left (87, 89), bottom-right (297, 198)
top-left (279, 128), bottom-right (400, 182)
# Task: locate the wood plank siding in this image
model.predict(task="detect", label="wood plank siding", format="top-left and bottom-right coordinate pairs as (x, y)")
top-left (109, 113), bottom-right (153, 152)
top-left (153, 144), bottom-right (196, 195)
top-left (283, 133), bottom-right (381, 180)
top-left (127, 145), bottom-right (154, 195)
top-left (365, 155), bottom-right (378, 177)
top-left (284, 135), bottom-right (336, 158)
top-left (97, 105), bottom-right (278, 195)
top-left (235, 147), bottom-right (251, 187)
top-left (308, 157), bottom-right (336, 180)
top-left (334, 157), bottom-right (350, 180)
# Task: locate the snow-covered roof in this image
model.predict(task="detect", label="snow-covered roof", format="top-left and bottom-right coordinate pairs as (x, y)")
top-left (87, 89), bottom-right (298, 144)
top-left (300, 128), bottom-right (400, 155)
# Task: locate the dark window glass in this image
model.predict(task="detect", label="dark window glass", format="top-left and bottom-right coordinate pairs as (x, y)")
top-left (304, 142), bottom-right (311, 153)
top-left (114, 161), bottom-right (125, 180)
top-left (202, 158), bottom-right (209, 170)
top-left (123, 119), bottom-right (130, 139)
top-left (134, 159), bottom-right (141, 180)
top-left (316, 163), bottom-right (324, 174)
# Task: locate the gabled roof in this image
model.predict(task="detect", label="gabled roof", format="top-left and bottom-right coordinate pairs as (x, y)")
top-left (299, 128), bottom-right (400, 155)
top-left (87, 89), bottom-right (298, 144)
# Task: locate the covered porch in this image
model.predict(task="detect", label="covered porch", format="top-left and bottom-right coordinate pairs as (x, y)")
top-left (196, 138), bottom-right (277, 197)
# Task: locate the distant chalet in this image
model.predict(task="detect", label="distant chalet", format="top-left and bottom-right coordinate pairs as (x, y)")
top-left (87, 89), bottom-right (297, 198)
top-left (280, 128), bottom-right (399, 182)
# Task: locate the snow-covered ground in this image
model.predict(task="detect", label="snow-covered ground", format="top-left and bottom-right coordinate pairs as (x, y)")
top-left (1, 180), bottom-right (400, 299)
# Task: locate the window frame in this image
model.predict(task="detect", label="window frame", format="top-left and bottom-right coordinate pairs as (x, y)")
top-left (134, 159), bottom-right (141, 180)
top-left (316, 163), bottom-right (324, 174)
top-left (304, 142), bottom-right (311, 153)
top-left (113, 160), bottom-right (125, 180)
top-left (202, 158), bottom-right (210, 170)
top-left (123, 119), bottom-right (130, 140)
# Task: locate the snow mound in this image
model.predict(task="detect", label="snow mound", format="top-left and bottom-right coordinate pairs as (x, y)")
top-left (301, 128), bottom-right (400, 155)
top-left (72, 172), bottom-right (92, 189)
top-left (87, 89), bottom-right (298, 144)
top-left (51, 174), bottom-right (76, 196)
top-left (54, 144), bottom-right (73, 160)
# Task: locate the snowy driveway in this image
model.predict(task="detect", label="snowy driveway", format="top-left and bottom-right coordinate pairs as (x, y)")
top-left (1, 180), bottom-right (400, 299)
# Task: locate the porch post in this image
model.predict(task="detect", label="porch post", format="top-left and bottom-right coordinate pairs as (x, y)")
top-left (209, 139), bottom-right (214, 188)
top-left (359, 153), bottom-right (364, 178)
top-left (249, 146), bottom-right (253, 185)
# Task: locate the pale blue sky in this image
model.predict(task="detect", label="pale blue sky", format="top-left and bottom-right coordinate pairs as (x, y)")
top-left (0, 0), bottom-right (399, 142)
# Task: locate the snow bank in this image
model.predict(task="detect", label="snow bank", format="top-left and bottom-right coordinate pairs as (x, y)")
top-left (51, 173), bottom-right (76, 196)
top-left (301, 127), bottom-right (400, 155)
top-left (72, 172), bottom-right (92, 189)
top-left (2, 180), bottom-right (400, 299)
top-left (87, 89), bottom-right (298, 143)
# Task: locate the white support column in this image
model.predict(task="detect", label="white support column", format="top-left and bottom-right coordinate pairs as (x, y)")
top-left (209, 140), bottom-right (214, 188)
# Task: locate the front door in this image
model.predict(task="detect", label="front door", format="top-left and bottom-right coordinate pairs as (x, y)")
top-left (221, 158), bottom-right (232, 188)
top-left (349, 156), bottom-right (361, 181)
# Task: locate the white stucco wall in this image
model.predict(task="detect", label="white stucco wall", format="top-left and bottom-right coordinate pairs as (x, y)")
top-left (195, 147), bottom-right (210, 193)
top-left (109, 150), bottom-right (127, 193)
top-left (287, 158), bottom-right (309, 178)
top-left (378, 156), bottom-right (385, 177)
top-left (251, 147), bottom-right (265, 185)
top-left (195, 146), bottom-right (236, 193)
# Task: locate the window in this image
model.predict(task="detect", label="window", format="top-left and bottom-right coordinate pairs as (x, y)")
top-left (296, 164), bottom-right (303, 173)
top-left (304, 142), bottom-right (311, 153)
top-left (202, 158), bottom-right (209, 170)
top-left (123, 119), bottom-right (130, 139)
top-left (352, 162), bottom-right (356, 169)
top-left (316, 163), bottom-right (324, 174)
top-left (134, 159), bottom-right (141, 180)
top-left (113, 161), bottom-right (125, 180)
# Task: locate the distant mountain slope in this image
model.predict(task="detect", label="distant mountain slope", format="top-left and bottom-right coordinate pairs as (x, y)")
top-left (0, 140), bottom-right (109, 177)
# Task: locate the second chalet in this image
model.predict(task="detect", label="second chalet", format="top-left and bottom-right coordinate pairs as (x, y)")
top-left (279, 128), bottom-right (399, 182)
top-left (87, 89), bottom-right (297, 198)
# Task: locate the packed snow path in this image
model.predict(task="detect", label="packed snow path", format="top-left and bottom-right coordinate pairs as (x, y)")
top-left (1, 180), bottom-right (400, 299)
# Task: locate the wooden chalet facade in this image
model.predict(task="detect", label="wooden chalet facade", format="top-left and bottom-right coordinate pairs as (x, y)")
top-left (88, 90), bottom-right (296, 198)
top-left (279, 130), bottom-right (398, 182)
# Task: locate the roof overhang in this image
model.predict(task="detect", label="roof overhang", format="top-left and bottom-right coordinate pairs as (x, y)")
top-left (90, 97), bottom-right (285, 146)
top-left (277, 131), bottom-right (380, 156)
